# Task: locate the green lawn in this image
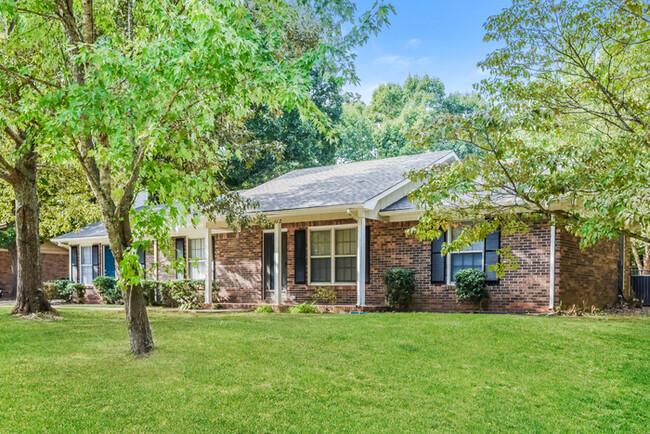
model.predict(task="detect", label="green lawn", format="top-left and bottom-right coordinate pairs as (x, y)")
top-left (1, 309), bottom-right (649, 432)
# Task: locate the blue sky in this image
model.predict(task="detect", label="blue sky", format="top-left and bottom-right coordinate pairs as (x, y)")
top-left (344, 0), bottom-right (513, 103)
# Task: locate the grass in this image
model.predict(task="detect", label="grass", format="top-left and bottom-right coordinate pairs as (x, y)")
top-left (1, 309), bottom-right (649, 432)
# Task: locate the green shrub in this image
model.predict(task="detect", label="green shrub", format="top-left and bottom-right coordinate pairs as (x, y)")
top-left (93, 276), bottom-right (121, 304)
top-left (255, 305), bottom-right (274, 313)
top-left (312, 287), bottom-right (337, 305)
top-left (66, 282), bottom-right (86, 304)
top-left (141, 280), bottom-right (163, 306)
top-left (43, 280), bottom-right (72, 302)
top-left (165, 279), bottom-right (204, 309)
top-left (289, 302), bottom-right (319, 314)
top-left (454, 269), bottom-right (488, 306)
top-left (383, 268), bottom-right (415, 311)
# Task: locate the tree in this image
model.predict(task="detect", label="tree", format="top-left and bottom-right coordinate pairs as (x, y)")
top-left (225, 70), bottom-right (344, 189)
top-left (337, 75), bottom-right (482, 161)
top-left (409, 0), bottom-right (650, 275)
top-left (5, 0), bottom-right (392, 355)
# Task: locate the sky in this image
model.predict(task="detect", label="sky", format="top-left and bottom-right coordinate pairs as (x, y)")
top-left (343, 0), bottom-right (514, 103)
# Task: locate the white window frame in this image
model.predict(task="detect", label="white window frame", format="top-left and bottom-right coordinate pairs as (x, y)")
top-left (446, 227), bottom-right (484, 285)
top-left (187, 238), bottom-right (207, 280)
top-left (307, 224), bottom-right (358, 286)
top-left (80, 246), bottom-right (94, 286)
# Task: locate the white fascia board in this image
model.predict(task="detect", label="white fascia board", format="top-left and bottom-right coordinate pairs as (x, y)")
top-left (52, 236), bottom-right (109, 245)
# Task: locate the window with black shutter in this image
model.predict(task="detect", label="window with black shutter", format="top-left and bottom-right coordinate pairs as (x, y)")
top-left (71, 246), bottom-right (79, 283)
top-left (91, 245), bottom-right (99, 280)
top-left (365, 225), bottom-right (370, 284)
top-left (484, 228), bottom-right (501, 282)
top-left (431, 231), bottom-right (446, 283)
top-left (137, 246), bottom-right (146, 279)
top-left (175, 238), bottom-right (185, 279)
top-left (294, 230), bottom-right (306, 284)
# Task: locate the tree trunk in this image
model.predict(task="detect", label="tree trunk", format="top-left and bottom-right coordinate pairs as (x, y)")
top-left (125, 282), bottom-right (154, 356)
top-left (10, 154), bottom-right (55, 316)
top-left (632, 244), bottom-right (643, 271)
top-left (105, 216), bottom-right (153, 356)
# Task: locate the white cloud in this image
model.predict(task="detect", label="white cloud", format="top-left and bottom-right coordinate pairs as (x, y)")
top-left (404, 38), bottom-right (423, 50)
top-left (375, 55), bottom-right (414, 68)
top-left (416, 56), bottom-right (433, 66)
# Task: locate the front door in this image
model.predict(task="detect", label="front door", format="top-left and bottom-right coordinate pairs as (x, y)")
top-left (103, 245), bottom-right (116, 277)
top-left (264, 232), bottom-right (287, 301)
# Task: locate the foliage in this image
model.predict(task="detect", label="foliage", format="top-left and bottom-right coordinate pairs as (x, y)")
top-left (93, 276), bottom-right (121, 305)
top-left (337, 75), bottom-right (482, 162)
top-left (409, 0), bottom-right (650, 259)
top-left (312, 287), bottom-right (337, 305)
top-left (0, 226), bottom-right (15, 250)
top-left (225, 70), bottom-right (344, 189)
top-left (42, 280), bottom-right (72, 302)
top-left (454, 269), bottom-right (488, 305)
top-left (288, 302), bottom-right (320, 314)
top-left (383, 268), bottom-right (415, 311)
top-left (255, 305), bottom-right (275, 313)
top-left (66, 283), bottom-right (86, 304)
top-left (2, 309), bottom-right (650, 432)
top-left (165, 280), bottom-right (204, 310)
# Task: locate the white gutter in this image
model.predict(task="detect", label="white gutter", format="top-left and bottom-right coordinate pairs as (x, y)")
top-left (549, 218), bottom-right (556, 310)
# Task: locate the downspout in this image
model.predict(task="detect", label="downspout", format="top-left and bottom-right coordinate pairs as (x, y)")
top-left (549, 218), bottom-right (556, 310)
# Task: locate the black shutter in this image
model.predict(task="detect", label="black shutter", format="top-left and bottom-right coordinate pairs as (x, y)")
top-left (484, 228), bottom-right (501, 282)
top-left (91, 245), bottom-right (99, 279)
top-left (175, 238), bottom-right (185, 279)
top-left (294, 230), bottom-right (306, 284)
top-left (365, 225), bottom-right (370, 284)
top-left (71, 246), bottom-right (78, 282)
top-left (431, 231), bottom-right (446, 283)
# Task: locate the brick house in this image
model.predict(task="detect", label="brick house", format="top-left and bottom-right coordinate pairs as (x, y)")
top-left (0, 241), bottom-right (69, 298)
top-left (52, 152), bottom-right (628, 312)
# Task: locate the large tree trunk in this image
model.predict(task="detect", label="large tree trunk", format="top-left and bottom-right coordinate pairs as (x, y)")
top-left (10, 153), bottom-right (55, 316)
top-left (105, 216), bottom-right (153, 356)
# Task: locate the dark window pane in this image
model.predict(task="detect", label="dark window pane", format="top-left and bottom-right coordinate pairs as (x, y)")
top-left (311, 258), bottom-right (331, 283)
top-left (335, 257), bottom-right (357, 282)
top-left (451, 253), bottom-right (483, 280)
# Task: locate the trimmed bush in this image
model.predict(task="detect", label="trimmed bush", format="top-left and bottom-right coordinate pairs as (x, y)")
top-left (383, 268), bottom-right (415, 311)
top-left (43, 280), bottom-right (72, 302)
top-left (166, 279), bottom-right (204, 309)
top-left (255, 305), bottom-right (274, 313)
top-left (93, 276), bottom-right (121, 304)
top-left (312, 287), bottom-right (337, 305)
top-left (289, 302), bottom-right (319, 314)
top-left (454, 269), bottom-right (488, 307)
top-left (141, 280), bottom-right (163, 306)
top-left (66, 282), bottom-right (86, 304)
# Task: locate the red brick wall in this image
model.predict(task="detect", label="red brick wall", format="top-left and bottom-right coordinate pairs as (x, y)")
top-left (209, 219), bottom-right (620, 313)
top-left (213, 229), bottom-right (263, 303)
top-left (556, 229), bottom-right (620, 309)
top-left (0, 249), bottom-right (15, 297)
top-left (0, 249), bottom-right (68, 298)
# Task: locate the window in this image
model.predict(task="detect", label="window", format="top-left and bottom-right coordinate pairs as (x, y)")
top-left (188, 238), bottom-right (206, 280)
top-left (448, 226), bottom-right (484, 282)
top-left (309, 227), bottom-right (357, 284)
top-left (81, 246), bottom-right (94, 285)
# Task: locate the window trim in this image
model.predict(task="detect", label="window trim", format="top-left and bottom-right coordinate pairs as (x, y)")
top-left (307, 224), bottom-right (358, 286)
top-left (446, 227), bottom-right (485, 285)
top-left (187, 238), bottom-right (207, 280)
top-left (80, 246), bottom-right (94, 285)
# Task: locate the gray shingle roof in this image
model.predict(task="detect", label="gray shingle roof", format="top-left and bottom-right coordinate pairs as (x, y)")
top-left (52, 220), bottom-right (107, 241)
top-left (53, 152), bottom-right (454, 240)
top-left (242, 151), bottom-right (453, 212)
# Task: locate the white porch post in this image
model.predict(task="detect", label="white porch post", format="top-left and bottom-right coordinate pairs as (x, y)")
top-left (356, 216), bottom-right (366, 307)
top-left (274, 222), bottom-right (282, 305)
top-left (204, 228), bottom-right (212, 304)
